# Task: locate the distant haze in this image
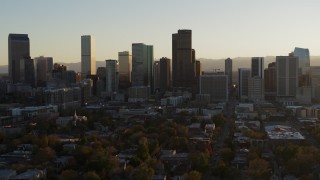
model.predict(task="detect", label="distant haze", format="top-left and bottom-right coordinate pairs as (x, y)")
top-left (1, 56), bottom-right (320, 74)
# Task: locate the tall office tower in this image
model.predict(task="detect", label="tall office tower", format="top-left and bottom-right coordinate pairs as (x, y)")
top-left (96, 67), bottom-right (106, 80)
top-left (248, 77), bottom-right (264, 102)
top-left (249, 57), bottom-right (264, 102)
top-left (225, 58), bottom-right (233, 93)
top-left (105, 60), bottom-right (118, 95)
top-left (35, 56), bottom-right (53, 86)
top-left (310, 66), bottom-right (320, 100)
top-left (251, 57), bottom-right (264, 78)
top-left (172, 29), bottom-right (196, 92)
top-left (160, 57), bottom-right (171, 93)
top-left (195, 60), bottom-right (202, 93)
top-left (276, 55), bottom-right (298, 98)
top-left (238, 68), bottom-right (250, 100)
top-left (153, 61), bottom-right (160, 92)
top-left (294, 47), bottom-right (310, 75)
top-left (131, 43), bottom-right (153, 88)
top-left (264, 62), bottom-right (277, 100)
top-left (81, 35), bottom-right (96, 78)
top-left (118, 51), bottom-right (132, 88)
top-left (200, 72), bottom-right (228, 102)
top-left (8, 34), bottom-right (30, 83)
top-left (20, 57), bottom-right (36, 87)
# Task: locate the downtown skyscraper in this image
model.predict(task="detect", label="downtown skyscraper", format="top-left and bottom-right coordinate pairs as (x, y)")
top-left (118, 51), bottom-right (132, 89)
top-left (172, 29), bottom-right (196, 92)
top-left (131, 43), bottom-right (153, 88)
top-left (276, 54), bottom-right (298, 98)
top-left (81, 35), bottom-right (96, 78)
top-left (225, 58), bottom-right (233, 93)
top-left (8, 34), bottom-right (30, 84)
top-left (105, 60), bottom-right (118, 95)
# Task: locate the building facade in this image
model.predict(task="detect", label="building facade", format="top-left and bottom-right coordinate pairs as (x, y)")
top-left (81, 35), bottom-right (96, 78)
top-left (105, 60), bottom-right (119, 95)
top-left (118, 51), bottom-right (132, 89)
top-left (238, 68), bottom-right (250, 100)
top-left (35, 56), bottom-right (53, 86)
top-left (200, 72), bottom-right (228, 102)
top-left (153, 61), bottom-right (160, 92)
top-left (225, 58), bottom-right (233, 93)
top-left (276, 55), bottom-right (298, 98)
top-left (264, 62), bottom-right (277, 100)
top-left (172, 29), bottom-right (196, 92)
top-left (293, 47), bottom-right (310, 76)
top-left (8, 34), bottom-right (30, 84)
top-left (160, 57), bottom-right (171, 93)
top-left (131, 43), bottom-right (153, 88)
top-left (251, 57), bottom-right (264, 78)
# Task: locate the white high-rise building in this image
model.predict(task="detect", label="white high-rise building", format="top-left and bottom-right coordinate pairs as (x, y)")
top-left (81, 35), bottom-right (96, 78)
top-left (105, 60), bottom-right (118, 95)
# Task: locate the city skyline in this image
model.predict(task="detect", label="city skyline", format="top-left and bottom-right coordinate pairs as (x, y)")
top-left (1, 0), bottom-right (320, 65)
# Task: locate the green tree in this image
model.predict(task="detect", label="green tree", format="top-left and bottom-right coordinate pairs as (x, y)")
top-left (185, 170), bottom-right (202, 180)
top-left (148, 140), bottom-right (160, 156)
top-left (137, 143), bottom-right (150, 161)
top-left (190, 152), bottom-right (209, 172)
top-left (131, 163), bottom-right (155, 180)
top-left (220, 148), bottom-right (234, 164)
top-left (247, 158), bottom-right (270, 180)
top-left (60, 170), bottom-right (78, 180)
top-left (83, 171), bottom-right (101, 180)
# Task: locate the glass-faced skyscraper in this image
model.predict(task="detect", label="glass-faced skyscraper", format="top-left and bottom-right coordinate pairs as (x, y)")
top-left (293, 47), bottom-right (310, 75)
top-left (105, 60), bottom-right (118, 95)
top-left (131, 43), bottom-right (153, 88)
top-left (8, 34), bottom-right (30, 83)
top-left (81, 35), bottom-right (96, 78)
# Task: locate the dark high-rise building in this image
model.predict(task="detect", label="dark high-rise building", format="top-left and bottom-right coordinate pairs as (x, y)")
top-left (251, 57), bottom-right (264, 78)
top-left (225, 58), bottom-right (232, 93)
top-left (35, 56), bottom-right (53, 86)
top-left (96, 67), bottom-right (106, 80)
top-left (105, 60), bottom-right (119, 95)
top-left (52, 63), bottom-right (76, 86)
top-left (172, 29), bottom-right (196, 92)
top-left (20, 57), bottom-right (36, 87)
top-left (153, 61), bottom-right (160, 92)
top-left (276, 54), bottom-right (298, 98)
top-left (238, 68), bottom-right (250, 100)
top-left (264, 62), bottom-right (277, 100)
top-left (132, 43), bottom-right (153, 88)
top-left (160, 57), bottom-right (171, 92)
top-left (8, 34), bottom-right (30, 83)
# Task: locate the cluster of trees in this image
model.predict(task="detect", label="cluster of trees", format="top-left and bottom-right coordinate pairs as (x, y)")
top-left (275, 143), bottom-right (320, 177)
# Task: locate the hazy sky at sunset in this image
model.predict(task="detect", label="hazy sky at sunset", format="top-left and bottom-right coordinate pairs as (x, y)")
top-left (1, 0), bottom-right (320, 65)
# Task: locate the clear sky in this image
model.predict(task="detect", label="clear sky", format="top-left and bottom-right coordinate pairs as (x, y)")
top-left (1, 0), bottom-right (320, 65)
